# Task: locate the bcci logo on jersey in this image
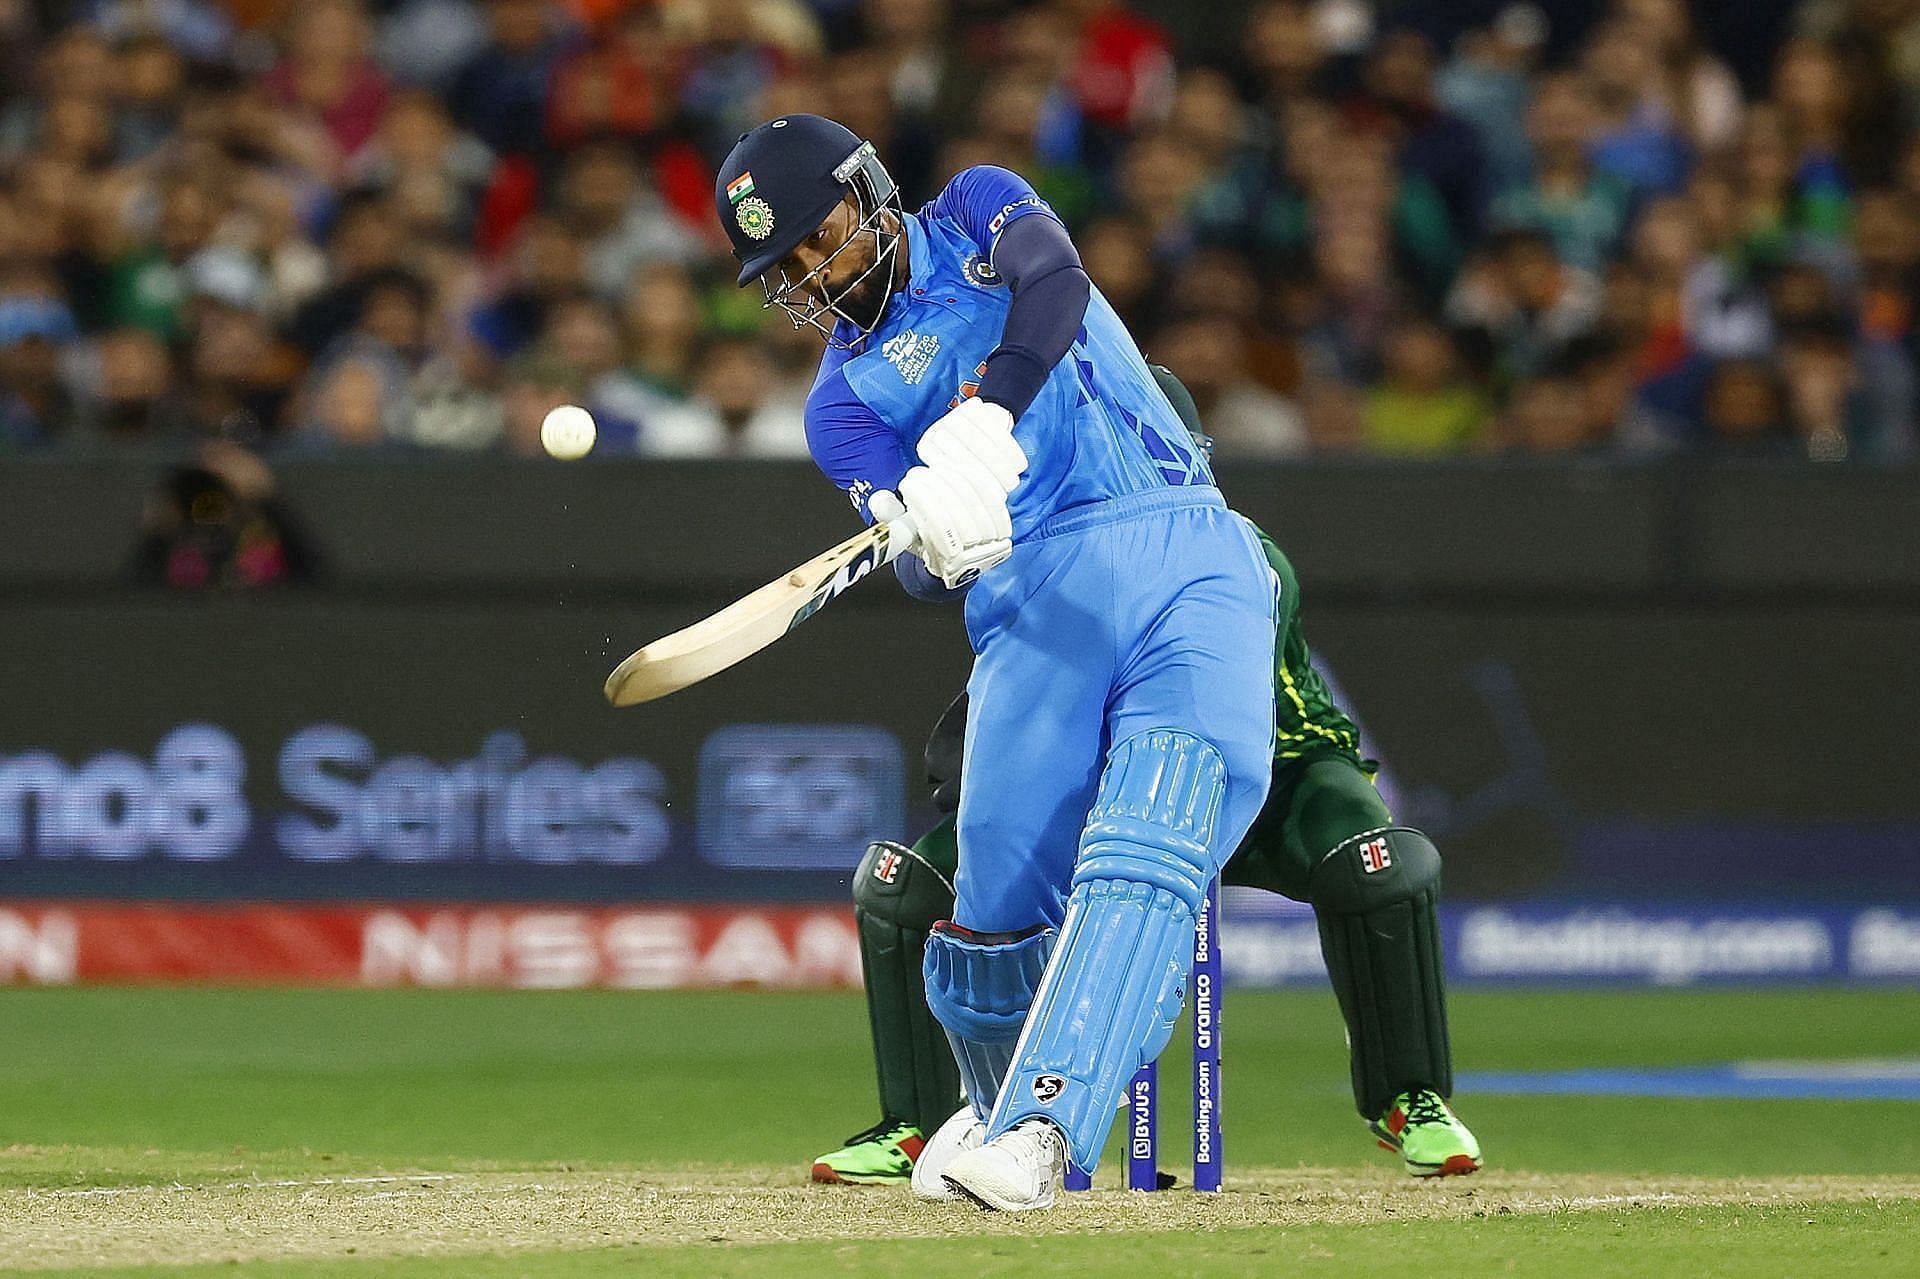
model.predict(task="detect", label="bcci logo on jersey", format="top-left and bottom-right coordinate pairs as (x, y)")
top-left (882, 330), bottom-right (941, 385)
top-left (960, 252), bottom-right (1004, 288)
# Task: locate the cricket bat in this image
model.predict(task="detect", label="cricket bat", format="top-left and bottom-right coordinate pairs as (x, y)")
top-left (603, 517), bottom-right (918, 707)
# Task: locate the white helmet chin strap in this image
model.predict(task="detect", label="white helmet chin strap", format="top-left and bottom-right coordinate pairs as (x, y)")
top-left (761, 142), bottom-right (905, 350)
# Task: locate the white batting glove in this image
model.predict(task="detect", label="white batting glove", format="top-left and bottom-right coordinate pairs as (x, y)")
top-left (871, 399), bottom-right (1028, 589)
top-left (871, 468), bottom-right (1012, 590)
top-left (916, 398), bottom-right (1028, 494)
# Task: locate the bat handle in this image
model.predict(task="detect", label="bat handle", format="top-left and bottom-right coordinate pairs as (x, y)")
top-left (877, 515), bottom-right (918, 566)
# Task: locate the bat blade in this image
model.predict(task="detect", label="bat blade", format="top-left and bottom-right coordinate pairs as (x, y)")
top-left (603, 518), bottom-right (914, 707)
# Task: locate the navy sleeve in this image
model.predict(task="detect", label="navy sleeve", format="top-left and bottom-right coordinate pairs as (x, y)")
top-left (975, 210), bottom-right (1092, 419)
top-left (804, 364), bottom-right (912, 521)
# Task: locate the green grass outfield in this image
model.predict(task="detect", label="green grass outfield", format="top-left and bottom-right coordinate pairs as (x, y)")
top-left (3, 986), bottom-right (1918, 1276)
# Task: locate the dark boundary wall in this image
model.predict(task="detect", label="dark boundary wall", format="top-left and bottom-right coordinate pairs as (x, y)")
top-left (4, 458), bottom-right (1919, 599)
top-left (1, 459), bottom-right (1916, 909)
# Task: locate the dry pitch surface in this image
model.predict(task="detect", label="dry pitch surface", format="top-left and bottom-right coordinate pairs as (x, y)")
top-left (7, 1161), bottom-right (1920, 1272)
top-left (9, 988), bottom-right (1920, 1275)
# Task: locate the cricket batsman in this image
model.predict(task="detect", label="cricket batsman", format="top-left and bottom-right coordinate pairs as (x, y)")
top-left (810, 369), bottom-right (1482, 1192)
top-left (717, 115), bottom-right (1276, 1210)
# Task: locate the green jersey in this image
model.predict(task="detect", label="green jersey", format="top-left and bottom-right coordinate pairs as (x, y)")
top-left (1248, 522), bottom-right (1373, 775)
top-left (1140, 364), bottom-right (1373, 776)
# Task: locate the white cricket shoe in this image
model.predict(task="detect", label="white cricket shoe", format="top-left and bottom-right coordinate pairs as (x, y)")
top-left (910, 1105), bottom-right (986, 1201)
top-left (940, 1118), bottom-right (1066, 1212)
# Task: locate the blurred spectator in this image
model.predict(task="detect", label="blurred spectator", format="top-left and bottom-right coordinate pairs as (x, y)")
top-left (498, 350), bottom-right (587, 457)
top-left (288, 192), bottom-right (407, 357)
top-left (0, 0), bottom-right (1904, 466)
top-left (1078, 214), bottom-right (1158, 331)
top-left (640, 336), bottom-right (809, 458)
top-left (469, 214), bottom-right (590, 361)
top-left (620, 261), bottom-right (704, 404)
top-left (266, 0), bottom-right (393, 167)
top-left (1582, 21), bottom-right (1693, 197)
top-left (1764, 43), bottom-right (1856, 234)
top-left (546, 5), bottom-right (674, 149)
top-left (1615, 0), bottom-right (1744, 154)
top-left (177, 300), bottom-right (294, 441)
top-left (0, 30), bottom-right (112, 167)
top-left (298, 350), bottom-right (405, 449)
top-left (865, 0), bottom-right (971, 130)
top-left (1063, 0), bottom-right (1176, 140)
top-left (0, 277), bottom-right (80, 447)
top-left (1240, 1), bottom-right (1326, 113)
top-left (381, 0), bottom-right (491, 91)
top-left (1447, 228), bottom-right (1601, 389)
top-left (1855, 188), bottom-right (1920, 370)
top-left (132, 443), bottom-right (319, 588)
top-left (448, 0), bottom-right (568, 157)
top-left (1491, 72), bottom-right (1633, 271)
top-left (1297, 376), bottom-right (1367, 453)
top-left (91, 0), bottom-right (234, 62)
top-left (1679, 168), bottom-right (1776, 359)
top-left (1497, 369), bottom-right (1589, 453)
top-left (557, 140), bottom-right (705, 298)
top-left (293, 268), bottom-right (436, 451)
top-left (75, 327), bottom-right (184, 445)
top-left (1780, 310), bottom-right (1916, 460)
top-left (538, 291), bottom-right (644, 450)
top-left (1435, 4), bottom-right (1548, 195)
top-left (1626, 197), bottom-right (1703, 361)
top-left (347, 92), bottom-right (493, 244)
top-left (1346, 28), bottom-right (1489, 246)
top-left (1297, 219), bottom-right (1403, 384)
top-left (970, 72), bottom-right (1100, 226)
top-left (113, 35), bottom-right (189, 163)
top-left (1561, 333), bottom-right (1679, 453)
top-left (1117, 129), bottom-right (1207, 261)
top-left (106, 179), bottom-right (222, 343)
top-left (1151, 313), bottom-right (1307, 459)
top-left (1701, 356), bottom-right (1795, 454)
top-left (672, 0), bottom-right (817, 161)
top-left (1362, 317), bottom-right (1489, 455)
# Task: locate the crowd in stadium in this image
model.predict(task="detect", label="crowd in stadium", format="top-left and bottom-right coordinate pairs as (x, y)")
top-left (1, 0), bottom-right (1917, 461)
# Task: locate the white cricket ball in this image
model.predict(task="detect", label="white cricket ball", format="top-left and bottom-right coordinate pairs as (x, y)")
top-left (540, 404), bottom-right (597, 460)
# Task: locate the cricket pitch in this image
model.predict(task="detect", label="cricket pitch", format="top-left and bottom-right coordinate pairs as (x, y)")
top-left (6, 1160), bottom-right (1919, 1271)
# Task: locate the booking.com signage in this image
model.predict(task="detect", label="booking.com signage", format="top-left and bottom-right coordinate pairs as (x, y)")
top-left (0, 723), bottom-right (902, 871)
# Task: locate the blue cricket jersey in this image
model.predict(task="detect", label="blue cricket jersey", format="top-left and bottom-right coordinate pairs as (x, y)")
top-left (805, 166), bottom-right (1215, 537)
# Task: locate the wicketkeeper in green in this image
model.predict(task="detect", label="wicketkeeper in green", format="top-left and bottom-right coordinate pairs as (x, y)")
top-left (812, 370), bottom-right (1481, 1186)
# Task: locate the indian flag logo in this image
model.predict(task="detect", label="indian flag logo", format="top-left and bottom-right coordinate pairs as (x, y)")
top-left (726, 172), bottom-right (756, 204)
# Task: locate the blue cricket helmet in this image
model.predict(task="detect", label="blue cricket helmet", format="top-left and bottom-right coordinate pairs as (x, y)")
top-left (716, 114), bottom-right (904, 346)
top-left (717, 115), bottom-right (867, 287)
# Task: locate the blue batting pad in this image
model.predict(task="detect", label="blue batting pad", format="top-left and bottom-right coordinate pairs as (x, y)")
top-left (987, 730), bottom-right (1225, 1171)
top-left (924, 924), bottom-right (1054, 1118)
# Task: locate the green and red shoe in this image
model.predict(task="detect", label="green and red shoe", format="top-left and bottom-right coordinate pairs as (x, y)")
top-left (810, 1118), bottom-right (927, 1185)
top-left (1371, 1090), bottom-right (1482, 1177)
